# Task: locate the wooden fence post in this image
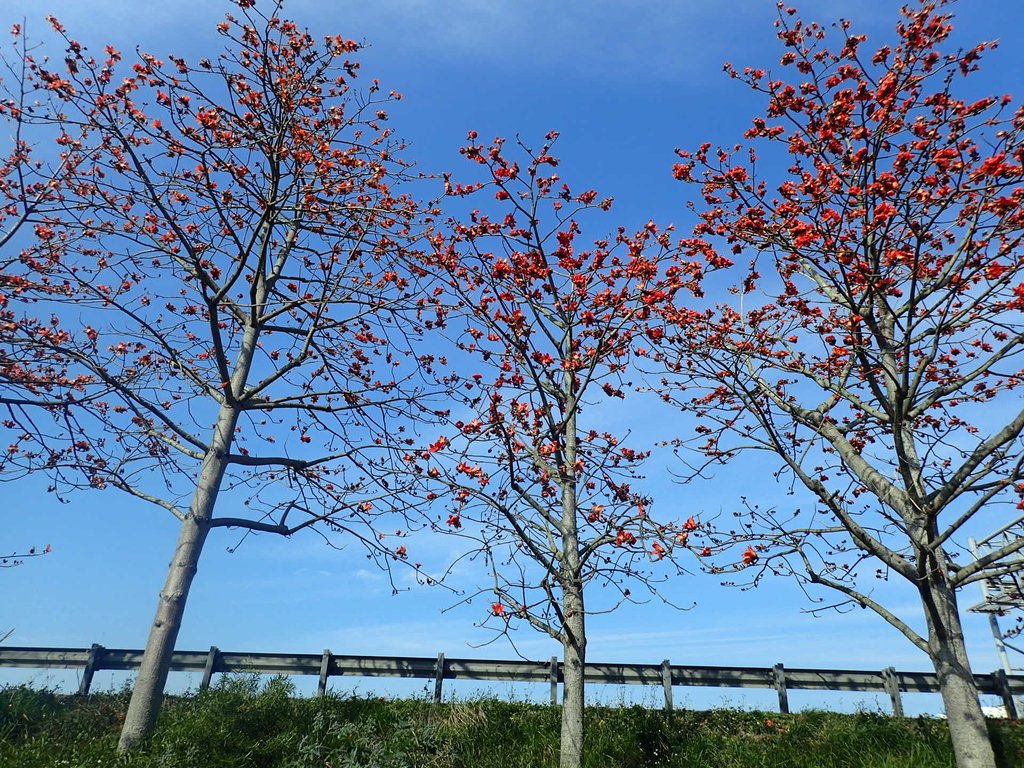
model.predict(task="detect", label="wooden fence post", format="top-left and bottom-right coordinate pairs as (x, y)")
top-left (549, 656), bottom-right (559, 706)
top-left (77, 643), bottom-right (104, 696)
top-left (661, 659), bottom-right (673, 711)
top-left (772, 663), bottom-right (790, 714)
top-left (993, 669), bottom-right (1019, 719)
top-left (200, 646), bottom-right (220, 692)
top-left (881, 667), bottom-right (903, 717)
top-left (318, 649), bottom-right (332, 697)
top-left (433, 653), bottom-right (445, 704)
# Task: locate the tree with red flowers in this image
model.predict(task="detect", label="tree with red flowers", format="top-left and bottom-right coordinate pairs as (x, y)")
top-left (0, 26), bottom-right (89, 420)
top-left (0, 543), bottom-right (51, 568)
top-left (407, 132), bottom-right (701, 768)
top-left (658, 3), bottom-right (1024, 766)
top-left (2, 1), bottom-right (426, 751)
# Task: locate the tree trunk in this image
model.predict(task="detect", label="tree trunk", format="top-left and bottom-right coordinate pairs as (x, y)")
top-left (117, 404), bottom-right (239, 752)
top-left (559, 584), bottom-right (586, 768)
top-left (921, 573), bottom-right (996, 768)
top-left (556, 374), bottom-right (587, 768)
top-left (117, 512), bottom-right (211, 751)
top-left (116, 306), bottom-right (261, 751)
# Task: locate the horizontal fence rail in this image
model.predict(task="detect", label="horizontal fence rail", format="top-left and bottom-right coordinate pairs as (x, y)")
top-left (1, 645), bottom-right (1021, 718)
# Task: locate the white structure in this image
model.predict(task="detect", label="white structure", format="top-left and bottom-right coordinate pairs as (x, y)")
top-left (968, 515), bottom-right (1024, 674)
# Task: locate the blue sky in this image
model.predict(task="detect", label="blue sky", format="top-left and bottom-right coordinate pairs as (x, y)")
top-left (3, 0), bottom-right (1024, 713)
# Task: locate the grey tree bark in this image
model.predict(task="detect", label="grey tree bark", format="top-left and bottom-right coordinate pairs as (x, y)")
top-left (117, 323), bottom-right (257, 751)
top-left (558, 390), bottom-right (586, 768)
top-left (559, 594), bottom-right (586, 768)
top-left (116, 403), bottom-right (239, 752)
top-left (921, 560), bottom-right (996, 768)
top-left (116, 512), bottom-right (211, 751)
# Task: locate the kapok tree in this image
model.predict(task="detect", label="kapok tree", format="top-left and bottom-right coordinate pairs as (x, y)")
top-left (0, 26), bottom-right (89, 420)
top-left (1, 543), bottom-right (50, 568)
top-left (657, 3), bottom-right (1024, 767)
top-left (3, 1), bottom-right (425, 751)
top-left (407, 133), bottom-right (701, 768)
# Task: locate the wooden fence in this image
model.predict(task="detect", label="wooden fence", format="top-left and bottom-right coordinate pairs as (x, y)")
top-left (1, 644), bottom-right (1021, 718)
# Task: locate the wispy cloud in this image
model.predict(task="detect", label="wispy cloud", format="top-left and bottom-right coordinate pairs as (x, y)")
top-left (1, 0), bottom-right (790, 84)
top-left (292, 0), bottom-right (768, 84)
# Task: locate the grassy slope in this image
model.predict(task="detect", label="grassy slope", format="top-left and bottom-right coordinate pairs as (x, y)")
top-left (2, 678), bottom-right (1022, 768)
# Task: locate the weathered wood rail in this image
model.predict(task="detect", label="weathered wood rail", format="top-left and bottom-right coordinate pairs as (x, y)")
top-left (1, 645), bottom-right (1020, 718)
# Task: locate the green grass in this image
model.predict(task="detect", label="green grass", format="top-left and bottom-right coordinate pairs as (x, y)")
top-left (2, 677), bottom-right (1022, 767)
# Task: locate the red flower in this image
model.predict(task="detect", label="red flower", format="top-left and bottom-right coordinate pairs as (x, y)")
top-left (196, 108), bottom-right (220, 129)
top-left (615, 530), bottom-right (636, 547)
top-left (742, 545), bottom-right (758, 565)
top-left (683, 516), bottom-right (699, 531)
top-left (491, 602), bottom-right (506, 616)
top-left (446, 514), bottom-right (462, 529)
top-left (1010, 283), bottom-right (1024, 310)
top-left (986, 263), bottom-right (1008, 280)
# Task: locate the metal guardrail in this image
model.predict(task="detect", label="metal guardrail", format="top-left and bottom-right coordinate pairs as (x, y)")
top-left (1, 644), bottom-right (1021, 717)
